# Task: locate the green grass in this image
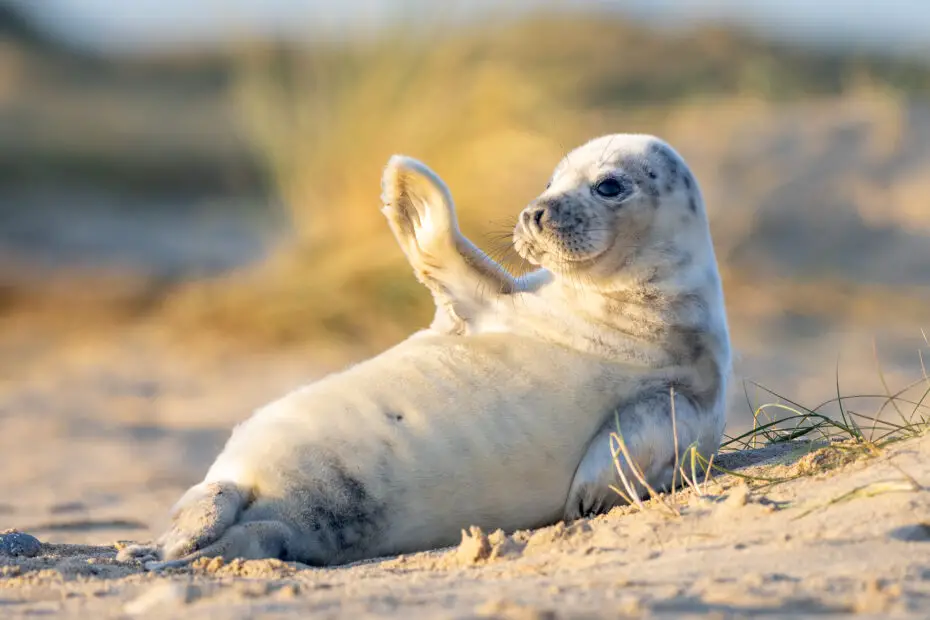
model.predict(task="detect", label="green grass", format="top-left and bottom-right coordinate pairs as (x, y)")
top-left (608, 336), bottom-right (930, 516)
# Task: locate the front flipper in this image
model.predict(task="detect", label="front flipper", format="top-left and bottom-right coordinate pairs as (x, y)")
top-left (563, 422), bottom-right (631, 521)
top-left (564, 393), bottom-right (711, 521)
top-left (381, 155), bottom-right (518, 334)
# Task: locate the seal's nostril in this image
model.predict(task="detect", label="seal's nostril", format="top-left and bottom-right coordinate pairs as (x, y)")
top-left (521, 205), bottom-right (547, 233)
top-left (533, 208), bottom-right (544, 229)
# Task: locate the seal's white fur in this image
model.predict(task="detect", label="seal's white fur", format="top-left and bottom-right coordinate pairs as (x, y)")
top-left (382, 134), bottom-right (730, 518)
top-left (132, 134), bottom-right (730, 568)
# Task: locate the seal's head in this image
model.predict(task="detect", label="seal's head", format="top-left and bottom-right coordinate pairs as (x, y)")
top-left (514, 134), bottom-right (711, 285)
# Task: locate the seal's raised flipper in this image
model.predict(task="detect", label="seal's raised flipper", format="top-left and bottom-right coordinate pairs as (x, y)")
top-left (381, 155), bottom-right (520, 334)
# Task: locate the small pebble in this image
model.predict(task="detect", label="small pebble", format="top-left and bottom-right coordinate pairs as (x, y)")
top-left (0, 531), bottom-right (42, 557)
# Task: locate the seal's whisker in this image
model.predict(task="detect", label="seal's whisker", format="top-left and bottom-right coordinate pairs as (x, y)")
top-left (464, 241), bottom-right (519, 303)
top-left (510, 252), bottom-right (532, 311)
top-left (555, 139), bottom-right (573, 172)
top-left (598, 135), bottom-right (618, 168)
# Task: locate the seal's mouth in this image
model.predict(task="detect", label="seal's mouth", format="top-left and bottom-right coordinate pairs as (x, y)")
top-left (512, 217), bottom-right (614, 270)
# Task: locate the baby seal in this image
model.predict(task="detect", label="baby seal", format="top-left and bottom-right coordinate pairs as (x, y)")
top-left (128, 134), bottom-right (730, 568)
top-left (381, 133), bottom-right (731, 517)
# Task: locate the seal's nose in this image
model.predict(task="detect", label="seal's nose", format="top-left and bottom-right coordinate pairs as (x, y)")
top-left (522, 205), bottom-right (547, 233)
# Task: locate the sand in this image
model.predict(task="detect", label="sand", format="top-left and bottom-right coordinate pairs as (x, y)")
top-left (1, 321), bottom-right (929, 618)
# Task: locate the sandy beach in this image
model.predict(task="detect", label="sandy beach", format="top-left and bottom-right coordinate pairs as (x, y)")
top-left (2, 6), bottom-right (930, 617)
top-left (0, 318), bottom-right (928, 619)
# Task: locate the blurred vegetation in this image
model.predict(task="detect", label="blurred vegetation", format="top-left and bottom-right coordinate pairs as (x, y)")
top-left (2, 6), bottom-right (930, 351)
top-left (4, 9), bottom-right (930, 194)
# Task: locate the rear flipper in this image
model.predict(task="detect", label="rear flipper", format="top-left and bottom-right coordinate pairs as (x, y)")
top-left (118, 481), bottom-right (251, 568)
top-left (159, 481), bottom-right (247, 558)
top-left (143, 520), bottom-right (294, 571)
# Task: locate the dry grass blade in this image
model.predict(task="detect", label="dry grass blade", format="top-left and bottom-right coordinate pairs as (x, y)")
top-left (610, 413), bottom-right (679, 517)
top-left (696, 452), bottom-right (802, 486)
top-left (834, 356), bottom-right (863, 442)
top-left (702, 452), bottom-right (716, 495)
top-left (677, 445), bottom-right (705, 496)
top-left (670, 387), bottom-right (680, 506)
top-left (609, 433), bottom-right (644, 511)
top-left (919, 349), bottom-right (929, 387)
top-left (872, 338), bottom-right (914, 430)
top-left (791, 478), bottom-right (921, 521)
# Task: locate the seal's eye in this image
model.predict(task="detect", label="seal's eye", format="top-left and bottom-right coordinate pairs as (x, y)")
top-left (593, 177), bottom-right (627, 199)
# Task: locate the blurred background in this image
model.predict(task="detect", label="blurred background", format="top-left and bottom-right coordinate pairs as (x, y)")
top-left (0, 0), bottom-right (929, 539)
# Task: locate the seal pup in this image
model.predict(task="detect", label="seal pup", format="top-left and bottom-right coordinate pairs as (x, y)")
top-left (126, 134), bottom-right (729, 569)
top-left (381, 134), bottom-right (731, 517)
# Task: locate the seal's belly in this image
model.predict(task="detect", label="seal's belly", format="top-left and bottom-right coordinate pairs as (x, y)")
top-left (205, 333), bottom-right (628, 557)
